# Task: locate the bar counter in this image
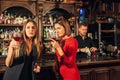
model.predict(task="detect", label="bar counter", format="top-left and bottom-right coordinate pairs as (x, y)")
top-left (0, 56), bottom-right (120, 80)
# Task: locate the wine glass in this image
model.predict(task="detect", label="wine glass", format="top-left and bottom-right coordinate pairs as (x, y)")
top-left (13, 28), bottom-right (21, 57)
top-left (13, 28), bottom-right (21, 42)
top-left (49, 28), bottom-right (59, 42)
top-left (48, 28), bottom-right (59, 53)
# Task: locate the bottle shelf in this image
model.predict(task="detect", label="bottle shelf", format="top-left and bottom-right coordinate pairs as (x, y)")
top-left (43, 24), bottom-right (52, 27)
top-left (45, 52), bottom-right (55, 54)
top-left (0, 24), bottom-right (22, 27)
top-left (101, 30), bottom-right (115, 33)
top-left (102, 36), bottom-right (114, 38)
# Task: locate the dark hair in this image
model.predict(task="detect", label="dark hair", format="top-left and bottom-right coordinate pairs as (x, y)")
top-left (54, 16), bottom-right (71, 36)
top-left (78, 23), bottom-right (88, 28)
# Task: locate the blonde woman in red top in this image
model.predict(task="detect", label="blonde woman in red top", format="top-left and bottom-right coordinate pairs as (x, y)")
top-left (51, 16), bottom-right (80, 80)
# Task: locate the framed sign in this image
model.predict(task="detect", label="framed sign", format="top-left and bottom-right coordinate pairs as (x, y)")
top-left (105, 2), bottom-right (114, 12)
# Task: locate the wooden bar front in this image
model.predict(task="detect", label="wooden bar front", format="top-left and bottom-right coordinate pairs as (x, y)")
top-left (0, 56), bottom-right (120, 80)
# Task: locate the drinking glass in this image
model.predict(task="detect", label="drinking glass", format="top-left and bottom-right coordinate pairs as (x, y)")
top-left (13, 30), bottom-right (21, 42)
top-left (49, 29), bottom-right (59, 42)
top-left (13, 28), bottom-right (21, 57)
top-left (49, 29), bottom-right (59, 53)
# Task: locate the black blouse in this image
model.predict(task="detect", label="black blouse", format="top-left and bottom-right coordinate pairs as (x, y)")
top-left (3, 46), bottom-right (37, 80)
top-left (19, 50), bottom-right (33, 80)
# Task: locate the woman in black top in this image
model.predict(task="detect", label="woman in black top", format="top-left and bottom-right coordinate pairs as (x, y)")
top-left (3, 20), bottom-right (42, 80)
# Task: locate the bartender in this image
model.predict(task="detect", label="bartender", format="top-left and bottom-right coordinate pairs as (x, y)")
top-left (75, 23), bottom-right (97, 58)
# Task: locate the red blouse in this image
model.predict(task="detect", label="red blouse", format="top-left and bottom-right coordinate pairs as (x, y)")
top-left (56, 37), bottom-right (80, 80)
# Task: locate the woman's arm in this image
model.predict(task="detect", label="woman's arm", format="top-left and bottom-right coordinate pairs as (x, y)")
top-left (58, 44), bottom-right (76, 67)
top-left (5, 46), bottom-right (14, 67)
top-left (51, 39), bottom-right (78, 67)
top-left (5, 39), bottom-right (20, 67)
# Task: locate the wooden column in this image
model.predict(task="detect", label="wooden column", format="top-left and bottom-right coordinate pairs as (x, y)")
top-left (0, 0), bottom-right (1, 14)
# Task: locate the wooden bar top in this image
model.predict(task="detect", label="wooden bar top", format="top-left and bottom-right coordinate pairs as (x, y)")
top-left (77, 57), bottom-right (120, 66)
top-left (0, 56), bottom-right (120, 73)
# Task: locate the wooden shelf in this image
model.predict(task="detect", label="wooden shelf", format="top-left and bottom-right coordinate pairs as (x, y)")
top-left (43, 24), bottom-right (52, 27)
top-left (43, 52), bottom-right (55, 54)
top-left (0, 24), bottom-right (23, 27)
top-left (102, 36), bottom-right (114, 38)
top-left (39, 1), bottom-right (82, 4)
top-left (101, 30), bottom-right (115, 33)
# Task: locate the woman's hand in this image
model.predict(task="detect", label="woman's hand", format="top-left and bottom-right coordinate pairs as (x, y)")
top-left (9, 39), bottom-right (21, 49)
top-left (50, 39), bottom-right (61, 49)
top-left (33, 63), bottom-right (41, 73)
top-left (51, 39), bottom-right (64, 56)
top-left (6, 39), bottom-right (20, 67)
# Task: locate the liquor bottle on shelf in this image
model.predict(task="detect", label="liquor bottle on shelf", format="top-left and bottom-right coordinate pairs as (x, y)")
top-left (0, 28), bottom-right (22, 56)
top-left (0, 42), bottom-right (2, 56)
top-left (0, 29), bottom-right (4, 39)
top-left (94, 32), bottom-right (98, 40)
top-left (43, 25), bottom-right (60, 53)
top-left (4, 30), bottom-right (9, 40)
top-left (46, 27), bottom-right (50, 39)
top-left (7, 13), bottom-right (11, 24)
top-left (1, 10), bottom-right (31, 25)
top-left (0, 13), bottom-right (4, 24)
top-left (10, 14), bottom-right (15, 24)
top-left (43, 27), bottom-right (47, 39)
top-left (49, 15), bottom-right (53, 26)
top-left (23, 16), bottom-right (28, 24)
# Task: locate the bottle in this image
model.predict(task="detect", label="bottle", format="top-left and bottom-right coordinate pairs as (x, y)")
top-left (1, 29), bottom-right (4, 39)
top-left (95, 32), bottom-right (97, 39)
top-left (0, 13), bottom-right (4, 24)
top-left (0, 43), bottom-right (2, 56)
top-left (43, 27), bottom-right (47, 39)
top-left (3, 11), bottom-right (7, 24)
top-left (88, 33), bottom-right (93, 39)
top-left (10, 14), bottom-right (15, 24)
top-left (113, 46), bottom-right (118, 56)
top-left (18, 16), bottom-right (23, 24)
top-left (7, 13), bottom-right (11, 24)
top-left (4, 30), bottom-right (9, 40)
top-left (23, 16), bottom-right (28, 24)
top-left (49, 15), bottom-right (53, 26)
top-left (45, 27), bottom-right (49, 39)
top-left (49, 26), bottom-right (55, 39)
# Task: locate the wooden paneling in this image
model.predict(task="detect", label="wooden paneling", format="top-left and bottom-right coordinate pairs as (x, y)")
top-left (79, 66), bottom-right (120, 80)
top-left (95, 68), bottom-right (110, 80)
top-left (0, 0), bottom-right (36, 16)
top-left (80, 69), bottom-right (91, 80)
top-left (109, 66), bottom-right (120, 80)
